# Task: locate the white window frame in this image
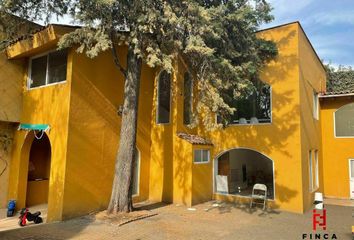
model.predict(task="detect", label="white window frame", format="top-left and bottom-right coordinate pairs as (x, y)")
top-left (132, 148), bottom-right (141, 197)
top-left (309, 150), bottom-right (313, 192)
top-left (27, 49), bottom-right (67, 90)
top-left (333, 103), bottom-right (354, 138)
top-left (309, 149), bottom-right (319, 192)
top-left (313, 92), bottom-right (319, 120)
top-left (314, 150), bottom-right (319, 190)
top-left (156, 71), bottom-right (172, 125)
top-left (193, 149), bottom-right (210, 164)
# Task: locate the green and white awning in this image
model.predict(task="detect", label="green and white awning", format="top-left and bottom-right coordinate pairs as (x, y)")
top-left (18, 123), bottom-right (50, 131)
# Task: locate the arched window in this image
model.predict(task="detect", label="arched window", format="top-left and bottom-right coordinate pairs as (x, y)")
top-left (334, 103), bottom-right (354, 137)
top-left (156, 71), bottom-right (171, 124)
top-left (183, 72), bottom-right (193, 125)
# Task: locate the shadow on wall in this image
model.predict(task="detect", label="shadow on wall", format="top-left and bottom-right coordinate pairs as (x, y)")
top-left (173, 139), bottom-right (192, 205)
top-left (209, 29), bottom-right (299, 158)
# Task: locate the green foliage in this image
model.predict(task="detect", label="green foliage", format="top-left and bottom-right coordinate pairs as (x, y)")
top-left (325, 64), bottom-right (354, 93)
top-left (1, 0), bottom-right (278, 129)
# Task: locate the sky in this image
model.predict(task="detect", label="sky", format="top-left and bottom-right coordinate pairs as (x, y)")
top-left (48, 0), bottom-right (354, 68)
top-left (262, 0), bottom-right (354, 68)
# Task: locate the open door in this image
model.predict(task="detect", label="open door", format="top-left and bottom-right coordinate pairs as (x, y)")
top-left (350, 159), bottom-right (354, 199)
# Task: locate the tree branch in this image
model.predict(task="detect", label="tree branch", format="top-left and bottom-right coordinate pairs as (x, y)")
top-left (110, 31), bottom-right (127, 78)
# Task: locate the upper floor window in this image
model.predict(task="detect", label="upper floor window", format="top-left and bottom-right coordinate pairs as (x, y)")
top-left (29, 49), bottom-right (68, 89)
top-left (183, 72), bottom-right (193, 125)
top-left (217, 80), bottom-right (271, 125)
top-left (156, 70), bottom-right (171, 124)
top-left (313, 92), bottom-right (319, 120)
top-left (334, 103), bottom-right (354, 137)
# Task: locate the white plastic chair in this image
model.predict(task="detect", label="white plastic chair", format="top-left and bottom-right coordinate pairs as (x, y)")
top-left (250, 183), bottom-right (267, 210)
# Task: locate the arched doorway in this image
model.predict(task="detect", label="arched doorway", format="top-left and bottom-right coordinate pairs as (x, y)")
top-left (214, 148), bottom-right (274, 199)
top-left (25, 133), bottom-right (51, 207)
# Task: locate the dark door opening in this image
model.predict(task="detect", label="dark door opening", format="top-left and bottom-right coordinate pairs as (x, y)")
top-left (26, 133), bottom-right (51, 207)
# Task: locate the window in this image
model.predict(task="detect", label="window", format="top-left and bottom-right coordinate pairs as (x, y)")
top-left (132, 148), bottom-right (140, 196)
top-left (194, 149), bottom-right (210, 163)
top-left (314, 150), bottom-right (319, 189)
top-left (183, 72), bottom-right (193, 125)
top-left (313, 92), bottom-right (319, 120)
top-left (334, 103), bottom-right (354, 137)
top-left (156, 71), bottom-right (171, 124)
top-left (309, 149), bottom-right (319, 192)
top-left (309, 150), bottom-right (313, 192)
top-left (29, 49), bottom-right (68, 89)
top-left (217, 80), bottom-right (271, 125)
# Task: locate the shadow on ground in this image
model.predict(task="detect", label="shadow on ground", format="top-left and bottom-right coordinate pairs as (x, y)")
top-left (0, 216), bottom-right (94, 240)
top-left (205, 200), bottom-right (281, 217)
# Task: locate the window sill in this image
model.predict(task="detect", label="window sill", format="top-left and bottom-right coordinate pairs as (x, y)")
top-left (27, 81), bottom-right (67, 91)
top-left (193, 161), bottom-right (210, 165)
top-left (225, 122), bottom-right (272, 127)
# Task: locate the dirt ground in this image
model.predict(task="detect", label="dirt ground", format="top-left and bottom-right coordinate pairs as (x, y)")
top-left (0, 201), bottom-right (353, 240)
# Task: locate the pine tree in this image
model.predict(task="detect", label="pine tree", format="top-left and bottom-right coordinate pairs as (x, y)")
top-left (0, 0), bottom-right (277, 213)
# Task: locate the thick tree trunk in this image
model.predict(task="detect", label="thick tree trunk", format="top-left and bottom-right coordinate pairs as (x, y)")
top-left (108, 46), bottom-right (142, 213)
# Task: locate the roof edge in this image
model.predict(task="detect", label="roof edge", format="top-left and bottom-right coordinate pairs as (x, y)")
top-left (258, 21), bottom-right (326, 73)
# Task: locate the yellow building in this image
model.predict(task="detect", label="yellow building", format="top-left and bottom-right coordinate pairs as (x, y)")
top-left (320, 92), bottom-right (354, 200)
top-left (1, 21), bottom-right (352, 222)
top-left (0, 16), bottom-right (40, 208)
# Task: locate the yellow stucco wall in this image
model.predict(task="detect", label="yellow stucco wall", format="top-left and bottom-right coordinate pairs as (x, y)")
top-left (5, 22), bottom-right (331, 220)
top-left (6, 27), bottom-right (73, 221)
top-left (0, 52), bottom-right (24, 122)
top-left (321, 96), bottom-right (354, 199)
top-left (298, 27), bottom-right (326, 210)
top-left (62, 47), bottom-right (154, 219)
top-left (149, 23), bottom-right (318, 213)
top-left (7, 50), bottom-right (72, 221)
top-left (0, 122), bottom-right (16, 208)
top-left (204, 23), bottom-right (304, 213)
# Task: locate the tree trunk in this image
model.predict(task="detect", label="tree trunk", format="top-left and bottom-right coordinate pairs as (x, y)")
top-left (108, 46), bottom-right (142, 213)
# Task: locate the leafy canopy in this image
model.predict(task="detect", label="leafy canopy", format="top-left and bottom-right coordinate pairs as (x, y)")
top-left (325, 64), bottom-right (354, 93)
top-left (1, 0), bottom-right (277, 128)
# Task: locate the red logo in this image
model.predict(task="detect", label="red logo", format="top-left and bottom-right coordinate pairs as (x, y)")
top-left (313, 209), bottom-right (327, 231)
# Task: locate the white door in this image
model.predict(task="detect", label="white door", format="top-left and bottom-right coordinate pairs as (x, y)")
top-left (350, 159), bottom-right (354, 199)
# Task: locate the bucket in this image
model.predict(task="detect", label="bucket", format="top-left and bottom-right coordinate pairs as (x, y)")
top-left (314, 192), bottom-right (324, 210)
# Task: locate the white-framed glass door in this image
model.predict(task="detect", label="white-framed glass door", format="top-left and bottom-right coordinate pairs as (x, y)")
top-left (349, 159), bottom-right (354, 199)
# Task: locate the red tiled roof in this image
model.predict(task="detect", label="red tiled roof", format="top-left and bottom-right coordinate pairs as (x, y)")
top-left (177, 132), bottom-right (213, 146)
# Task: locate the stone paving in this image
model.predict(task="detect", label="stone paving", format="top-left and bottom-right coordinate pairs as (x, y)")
top-left (0, 201), bottom-right (352, 240)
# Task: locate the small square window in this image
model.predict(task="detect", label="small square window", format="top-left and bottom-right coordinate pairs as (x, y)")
top-left (194, 149), bottom-right (210, 163)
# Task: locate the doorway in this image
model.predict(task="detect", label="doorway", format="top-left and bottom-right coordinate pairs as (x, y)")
top-left (25, 133), bottom-right (51, 207)
top-left (214, 148), bottom-right (275, 199)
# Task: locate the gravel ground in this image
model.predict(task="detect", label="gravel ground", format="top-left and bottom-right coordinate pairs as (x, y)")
top-left (0, 201), bottom-right (352, 240)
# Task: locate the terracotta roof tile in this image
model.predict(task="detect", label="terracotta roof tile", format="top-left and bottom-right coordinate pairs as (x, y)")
top-left (321, 89), bottom-right (354, 98)
top-left (177, 132), bottom-right (213, 146)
